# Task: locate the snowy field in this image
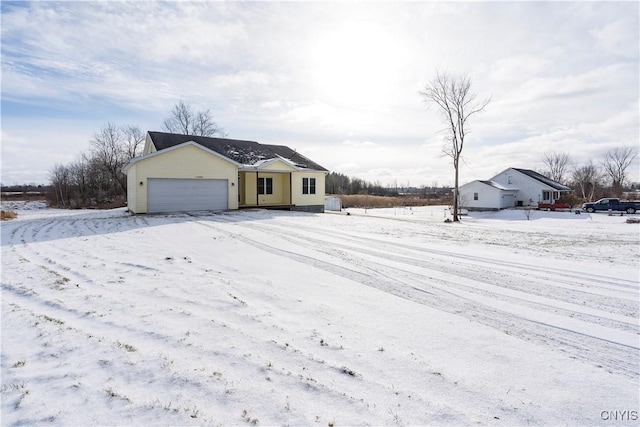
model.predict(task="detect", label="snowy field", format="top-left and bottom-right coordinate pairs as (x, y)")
top-left (1, 202), bottom-right (639, 426)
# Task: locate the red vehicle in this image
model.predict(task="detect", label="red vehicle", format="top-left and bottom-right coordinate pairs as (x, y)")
top-left (537, 202), bottom-right (570, 211)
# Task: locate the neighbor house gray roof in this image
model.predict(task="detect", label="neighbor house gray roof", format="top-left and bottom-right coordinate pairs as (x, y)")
top-left (147, 131), bottom-right (327, 171)
top-left (513, 168), bottom-right (572, 191)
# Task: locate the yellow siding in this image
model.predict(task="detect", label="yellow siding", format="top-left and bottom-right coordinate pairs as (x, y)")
top-left (240, 171), bottom-right (293, 206)
top-left (238, 172), bottom-right (245, 205)
top-left (142, 134), bottom-right (156, 155)
top-left (131, 144), bottom-right (238, 213)
top-left (282, 174), bottom-right (292, 204)
top-left (260, 160), bottom-right (296, 172)
top-left (127, 166), bottom-right (137, 212)
top-left (241, 171), bottom-right (257, 205)
top-left (257, 172), bottom-right (286, 205)
top-left (292, 172), bottom-right (326, 206)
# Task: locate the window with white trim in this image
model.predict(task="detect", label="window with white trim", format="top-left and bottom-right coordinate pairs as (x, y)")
top-left (258, 177), bottom-right (273, 195)
top-left (302, 177), bottom-right (316, 194)
top-left (473, 192), bottom-right (478, 201)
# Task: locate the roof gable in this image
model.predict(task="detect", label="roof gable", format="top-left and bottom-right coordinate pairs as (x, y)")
top-left (261, 144), bottom-right (325, 171)
top-left (147, 131), bottom-right (327, 171)
top-left (123, 141), bottom-right (241, 172)
top-left (254, 157), bottom-right (298, 172)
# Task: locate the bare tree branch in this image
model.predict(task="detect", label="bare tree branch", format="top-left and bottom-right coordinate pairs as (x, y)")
top-left (571, 160), bottom-right (603, 201)
top-left (90, 122), bottom-right (144, 195)
top-left (543, 152), bottom-right (572, 184)
top-left (122, 125), bottom-right (145, 159)
top-left (602, 146), bottom-right (637, 197)
top-left (420, 71), bottom-right (490, 221)
top-left (162, 100), bottom-right (226, 137)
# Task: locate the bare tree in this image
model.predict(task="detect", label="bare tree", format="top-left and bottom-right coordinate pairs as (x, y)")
top-left (48, 122), bottom-right (143, 208)
top-left (68, 156), bottom-right (91, 206)
top-left (90, 122), bottom-right (145, 195)
top-left (571, 160), bottom-right (602, 201)
top-left (543, 152), bottom-right (571, 184)
top-left (122, 125), bottom-right (145, 159)
top-left (602, 146), bottom-right (638, 197)
top-left (162, 100), bottom-right (226, 137)
top-left (49, 163), bottom-right (72, 207)
top-left (163, 101), bottom-right (191, 135)
top-left (420, 72), bottom-right (490, 221)
top-left (90, 122), bottom-right (127, 194)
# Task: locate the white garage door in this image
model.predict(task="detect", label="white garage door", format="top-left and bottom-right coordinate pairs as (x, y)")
top-left (147, 178), bottom-right (228, 213)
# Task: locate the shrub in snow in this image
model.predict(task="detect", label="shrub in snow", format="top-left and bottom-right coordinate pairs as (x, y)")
top-left (1, 210), bottom-right (17, 220)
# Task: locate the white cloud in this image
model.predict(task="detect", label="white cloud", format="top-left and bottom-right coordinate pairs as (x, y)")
top-left (1, 1), bottom-right (638, 186)
top-left (1, 120), bottom-right (97, 185)
top-left (342, 140), bottom-right (378, 148)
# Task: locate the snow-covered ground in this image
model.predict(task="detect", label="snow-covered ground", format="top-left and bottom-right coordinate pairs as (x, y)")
top-left (1, 203), bottom-right (639, 425)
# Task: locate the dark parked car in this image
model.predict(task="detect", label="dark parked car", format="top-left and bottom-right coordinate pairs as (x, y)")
top-left (582, 198), bottom-right (640, 214)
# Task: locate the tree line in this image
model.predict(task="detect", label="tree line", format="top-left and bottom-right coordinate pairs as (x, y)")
top-left (47, 95), bottom-right (637, 209)
top-left (541, 148), bottom-right (638, 201)
top-left (325, 172), bottom-right (452, 199)
top-left (48, 101), bottom-right (225, 208)
top-left (325, 172), bottom-right (394, 196)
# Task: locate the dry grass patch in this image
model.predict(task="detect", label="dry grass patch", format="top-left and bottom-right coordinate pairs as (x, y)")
top-left (1, 210), bottom-right (18, 221)
top-left (339, 195), bottom-right (448, 209)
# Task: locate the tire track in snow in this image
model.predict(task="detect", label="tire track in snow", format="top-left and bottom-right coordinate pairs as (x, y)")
top-left (216, 215), bottom-right (638, 321)
top-left (2, 280), bottom-right (465, 425)
top-left (234, 215), bottom-right (638, 321)
top-left (335, 210), bottom-right (639, 266)
top-left (8, 220), bottom-right (102, 289)
top-left (18, 210), bottom-right (634, 382)
top-left (291, 223), bottom-right (637, 319)
top-left (192, 217), bottom-right (639, 379)
top-left (3, 210), bottom-right (637, 424)
top-left (254, 214), bottom-right (638, 292)
top-left (5, 217), bottom-right (447, 423)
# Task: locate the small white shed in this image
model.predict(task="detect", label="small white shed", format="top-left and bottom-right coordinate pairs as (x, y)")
top-left (324, 196), bottom-right (342, 212)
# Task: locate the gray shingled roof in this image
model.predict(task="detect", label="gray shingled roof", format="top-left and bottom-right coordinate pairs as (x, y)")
top-left (147, 131), bottom-right (327, 171)
top-left (513, 168), bottom-right (572, 191)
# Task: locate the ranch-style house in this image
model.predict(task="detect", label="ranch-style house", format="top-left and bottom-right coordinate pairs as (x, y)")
top-left (124, 132), bottom-right (328, 214)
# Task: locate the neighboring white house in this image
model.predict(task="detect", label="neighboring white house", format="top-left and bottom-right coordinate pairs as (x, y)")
top-left (124, 132), bottom-right (328, 214)
top-left (459, 168), bottom-right (572, 211)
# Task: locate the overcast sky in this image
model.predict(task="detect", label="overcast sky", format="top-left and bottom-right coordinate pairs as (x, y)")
top-left (2, 1), bottom-right (639, 187)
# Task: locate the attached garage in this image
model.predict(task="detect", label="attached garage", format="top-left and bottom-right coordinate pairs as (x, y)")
top-left (147, 178), bottom-right (228, 213)
top-left (124, 141), bottom-right (240, 214)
